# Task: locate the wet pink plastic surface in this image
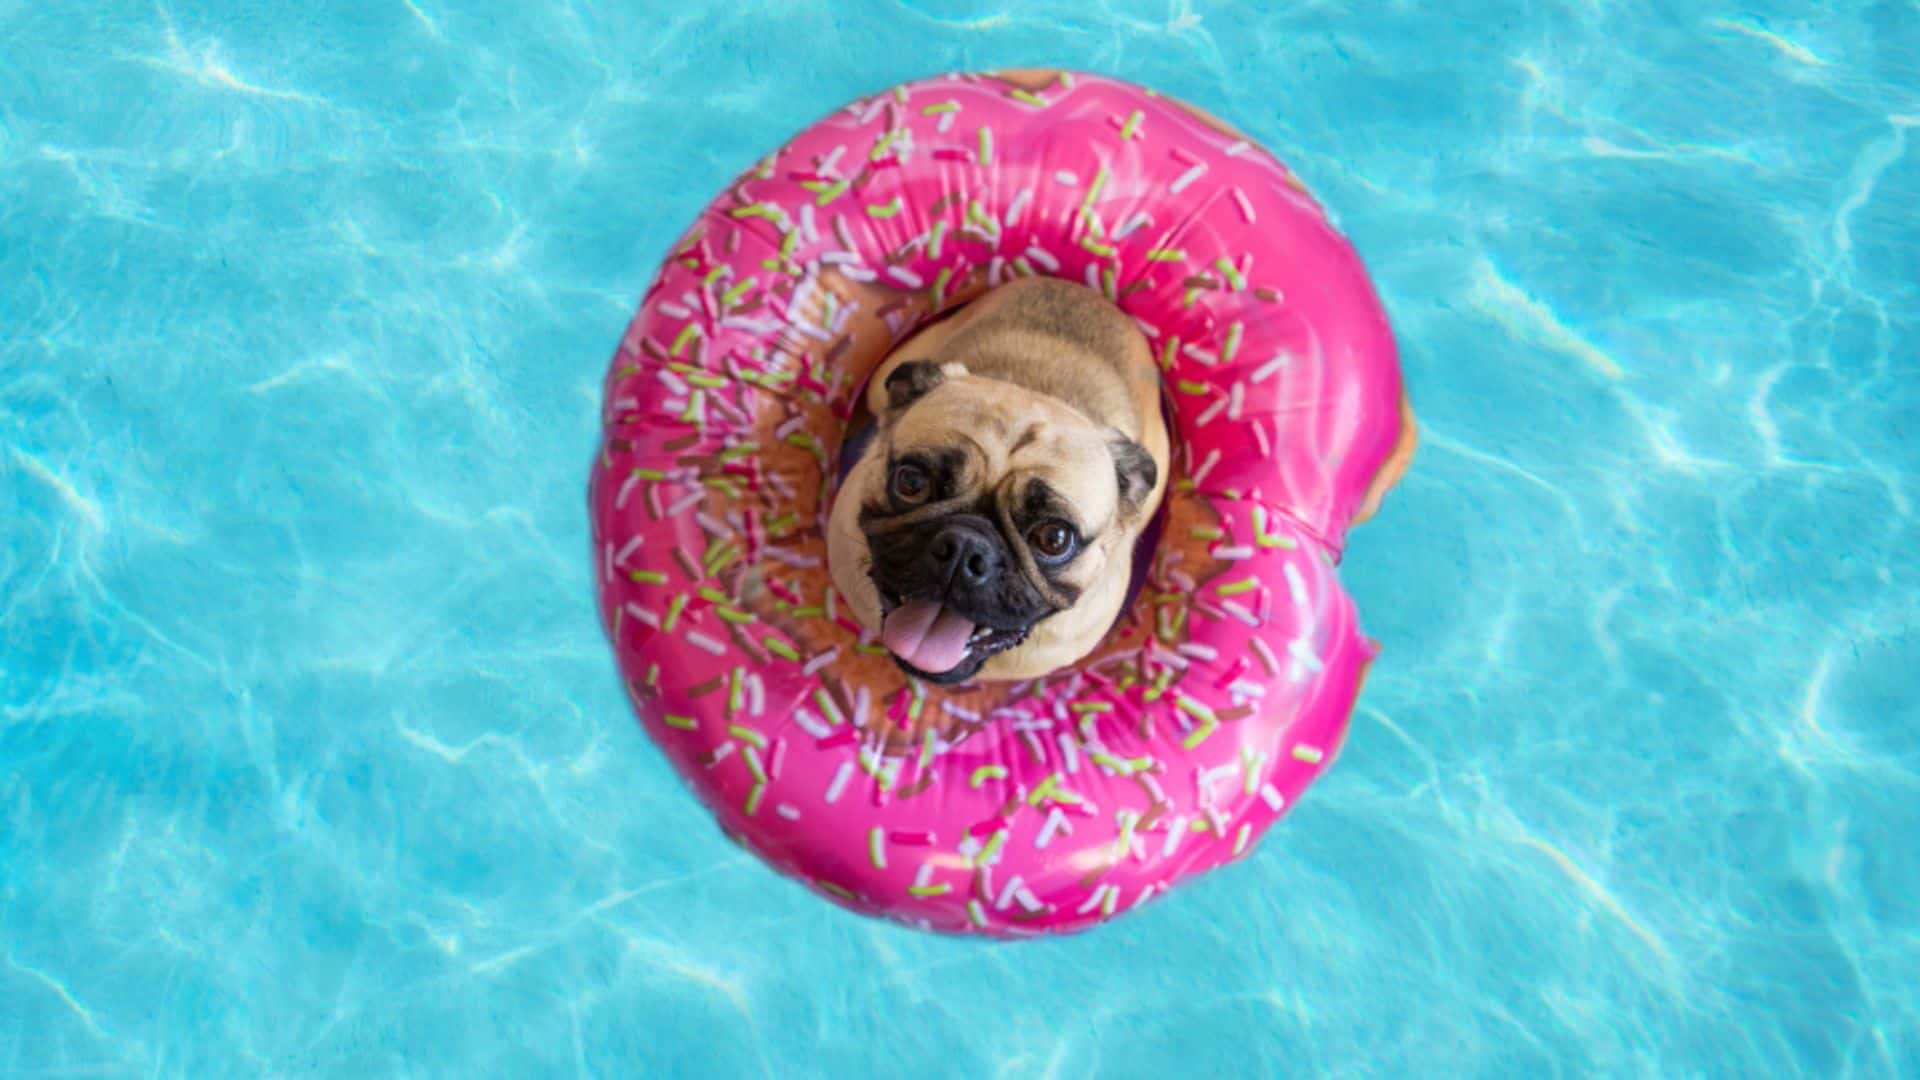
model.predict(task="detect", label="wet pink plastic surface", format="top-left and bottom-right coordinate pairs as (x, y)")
top-left (590, 71), bottom-right (1407, 935)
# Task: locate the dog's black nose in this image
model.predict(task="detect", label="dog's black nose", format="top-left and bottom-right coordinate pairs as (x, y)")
top-left (930, 524), bottom-right (997, 588)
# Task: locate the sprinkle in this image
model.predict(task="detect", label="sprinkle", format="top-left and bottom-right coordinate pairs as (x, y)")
top-left (664, 489), bottom-right (704, 517)
top-left (685, 630), bottom-right (726, 656)
top-left (1175, 379), bottom-right (1210, 396)
top-left (1222, 600), bottom-right (1260, 627)
top-left (1214, 257), bottom-right (1246, 291)
top-left (867, 197), bottom-right (904, 219)
top-left (868, 827), bottom-right (887, 869)
top-left (1231, 186), bottom-right (1257, 223)
top-left (727, 723), bottom-right (767, 750)
top-left (1259, 783), bottom-right (1285, 811)
top-left (1078, 235), bottom-right (1116, 258)
top-left (886, 265), bottom-right (924, 288)
top-left (1036, 806), bottom-right (1071, 849)
top-left (1023, 244), bottom-right (1059, 272)
top-left (1195, 395), bottom-right (1228, 427)
top-left (1251, 354), bottom-right (1290, 383)
top-left (1076, 884), bottom-right (1110, 915)
top-left (825, 761), bottom-right (854, 803)
top-left (1233, 822), bottom-right (1252, 855)
top-left (1188, 525), bottom-right (1224, 541)
top-left (1161, 819), bottom-right (1187, 857)
top-left (891, 829), bottom-right (936, 847)
top-left (977, 126), bottom-right (993, 166)
top-left (969, 764), bottom-right (1009, 788)
top-left (967, 899), bottom-right (988, 927)
top-left (1115, 211), bottom-right (1152, 239)
top-left (1191, 448), bottom-right (1221, 486)
top-left (1009, 88), bottom-right (1048, 108)
top-left (1169, 163), bottom-right (1207, 194)
top-left (776, 803), bottom-right (801, 821)
top-left (742, 746), bottom-right (767, 784)
top-left (1057, 732), bottom-right (1080, 774)
top-left (662, 713), bottom-right (697, 731)
top-left (1053, 169), bottom-right (1079, 186)
top-left (1250, 637), bottom-right (1280, 676)
top-left (1222, 321), bottom-right (1244, 364)
top-left (702, 743), bottom-right (735, 769)
top-left (977, 829), bottom-right (1008, 867)
top-left (1146, 247), bottom-right (1186, 263)
top-left (1217, 577), bottom-right (1259, 597)
top-left (743, 783), bottom-right (766, 816)
top-left (721, 276), bottom-right (757, 306)
top-left (1284, 563), bottom-right (1310, 610)
top-left (1006, 187), bottom-right (1032, 224)
top-left (1181, 718), bottom-right (1219, 751)
top-left (1081, 165), bottom-right (1110, 216)
top-left (1252, 420), bottom-right (1272, 457)
top-left (995, 874), bottom-right (1025, 911)
top-left (802, 648), bottom-right (839, 676)
top-left (1225, 140), bottom-right (1252, 156)
top-left (1119, 109), bottom-right (1144, 139)
top-left (813, 178), bottom-right (850, 205)
top-left (663, 594), bottom-right (689, 631)
top-left (1227, 381), bottom-right (1246, 420)
top-left (921, 100), bottom-right (958, 115)
top-left (670, 324), bottom-right (701, 357)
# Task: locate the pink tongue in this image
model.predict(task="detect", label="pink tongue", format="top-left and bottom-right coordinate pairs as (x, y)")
top-left (881, 599), bottom-right (977, 674)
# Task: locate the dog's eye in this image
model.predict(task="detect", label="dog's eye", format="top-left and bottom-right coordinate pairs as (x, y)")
top-left (889, 463), bottom-right (931, 505)
top-left (1027, 520), bottom-right (1078, 561)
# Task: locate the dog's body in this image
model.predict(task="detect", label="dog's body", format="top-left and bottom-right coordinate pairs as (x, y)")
top-left (827, 279), bottom-right (1170, 684)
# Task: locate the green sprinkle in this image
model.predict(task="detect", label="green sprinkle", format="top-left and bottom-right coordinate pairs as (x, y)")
top-left (932, 265), bottom-right (953, 308)
top-left (1292, 744), bottom-right (1326, 764)
top-left (976, 828), bottom-right (1007, 867)
top-left (727, 668), bottom-right (745, 714)
top-left (1214, 257), bottom-right (1246, 290)
top-left (1081, 165), bottom-right (1110, 217)
top-left (1222, 321), bottom-right (1244, 363)
top-left (679, 389), bottom-right (704, 424)
top-left (721, 277), bottom-right (756, 306)
top-left (698, 586), bottom-right (731, 605)
top-left (1027, 773), bottom-right (1062, 807)
top-left (813, 688), bottom-right (841, 725)
top-left (813, 178), bottom-right (849, 206)
top-left (743, 782), bottom-right (766, 816)
top-left (1146, 247), bottom-right (1187, 262)
top-left (763, 636), bottom-right (800, 662)
top-left (662, 714), bottom-right (697, 731)
top-left (628, 569), bottom-right (666, 585)
top-left (1181, 719), bottom-right (1219, 751)
top-left (706, 545), bottom-right (739, 577)
top-left (1242, 747), bottom-right (1263, 795)
top-left (1176, 380), bottom-right (1210, 396)
top-left (1217, 577), bottom-right (1259, 596)
top-left (663, 594), bottom-right (688, 630)
top-left (728, 203), bottom-right (783, 221)
top-left (715, 606), bottom-right (752, 624)
top-left (920, 101), bottom-right (958, 115)
top-left (1176, 694), bottom-right (1215, 725)
top-left (685, 372), bottom-right (728, 389)
top-left (977, 126), bottom-right (993, 167)
top-left (1184, 286), bottom-right (1203, 307)
top-left (1078, 235), bottom-right (1116, 258)
top-left (1159, 335), bottom-right (1182, 370)
top-left (869, 128), bottom-right (900, 161)
top-left (1070, 701), bottom-right (1113, 714)
top-left (969, 764), bottom-right (1009, 788)
top-left (779, 228), bottom-right (799, 259)
top-left (702, 266), bottom-right (726, 289)
top-left (1009, 88), bottom-right (1048, 108)
top-left (1057, 72), bottom-right (1074, 88)
top-left (908, 882), bottom-right (953, 897)
top-left (868, 827), bottom-right (887, 869)
top-left (1256, 533), bottom-right (1298, 549)
top-left (631, 467), bottom-right (665, 481)
top-left (854, 643), bottom-right (889, 657)
top-left (818, 880), bottom-right (856, 900)
top-left (717, 442), bottom-right (758, 462)
top-left (765, 512), bottom-right (797, 532)
top-left (928, 219), bottom-right (949, 259)
top-left (1188, 526), bottom-right (1224, 541)
top-left (727, 723), bottom-right (767, 749)
top-left (1119, 109), bottom-right (1143, 140)
top-left (791, 606), bottom-right (823, 619)
top-left (670, 324), bottom-right (701, 357)
top-left (866, 197), bottom-right (904, 219)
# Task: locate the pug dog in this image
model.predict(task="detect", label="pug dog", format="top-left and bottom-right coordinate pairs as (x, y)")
top-left (827, 278), bottom-right (1170, 685)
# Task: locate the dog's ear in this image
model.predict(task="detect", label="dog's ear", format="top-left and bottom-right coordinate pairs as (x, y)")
top-left (1109, 431), bottom-right (1158, 519)
top-left (883, 360), bottom-right (966, 412)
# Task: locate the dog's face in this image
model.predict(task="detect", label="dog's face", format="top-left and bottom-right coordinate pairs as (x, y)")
top-left (836, 359), bottom-right (1158, 684)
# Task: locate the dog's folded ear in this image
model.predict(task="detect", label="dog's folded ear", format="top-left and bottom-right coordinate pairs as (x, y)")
top-left (883, 359), bottom-right (966, 411)
top-left (1109, 431), bottom-right (1158, 519)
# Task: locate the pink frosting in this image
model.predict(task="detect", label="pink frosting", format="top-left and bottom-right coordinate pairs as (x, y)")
top-left (590, 71), bottom-right (1407, 935)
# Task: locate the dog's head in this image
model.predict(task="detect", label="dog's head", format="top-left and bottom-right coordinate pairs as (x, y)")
top-left (851, 359), bottom-right (1158, 684)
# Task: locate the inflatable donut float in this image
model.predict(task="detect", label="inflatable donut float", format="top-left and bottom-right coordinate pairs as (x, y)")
top-left (590, 69), bottom-right (1415, 935)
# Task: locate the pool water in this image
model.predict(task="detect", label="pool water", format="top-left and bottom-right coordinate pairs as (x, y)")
top-left (5, 1), bottom-right (1917, 1075)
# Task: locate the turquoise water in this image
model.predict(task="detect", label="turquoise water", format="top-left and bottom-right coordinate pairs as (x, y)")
top-left (5, 0), bottom-right (1917, 1074)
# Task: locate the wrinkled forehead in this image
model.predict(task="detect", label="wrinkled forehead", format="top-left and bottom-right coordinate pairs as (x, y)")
top-left (890, 380), bottom-right (1119, 531)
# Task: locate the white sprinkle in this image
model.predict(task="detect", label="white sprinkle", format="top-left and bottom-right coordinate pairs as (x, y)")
top-left (1053, 169), bottom-right (1079, 185)
top-left (1224, 140), bottom-right (1251, 156)
top-left (1228, 381), bottom-right (1246, 420)
top-left (610, 396), bottom-right (640, 413)
top-left (825, 760), bottom-right (854, 803)
top-left (819, 250), bottom-right (861, 266)
top-left (1076, 884), bottom-right (1110, 914)
top-left (1169, 163), bottom-right (1207, 194)
top-left (1083, 263), bottom-right (1102, 291)
top-left (665, 489), bottom-right (704, 517)
top-left (1036, 806), bottom-right (1071, 850)
top-left (1259, 783), bottom-right (1285, 811)
top-left (615, 471), bottom-right (642, 511)
top-left (685, 630), bottom-right (726, 655)
top-left (793, 709), bottom-right (831, 739)
top-left (1231, 186), bottom-right (1257, 223)
top-left (1251, 354), bottom-right (1290, 383)
top-left (1222, 600), bottom-right (1260, 627)
top-left (819, 144), bottom-right (847, 175)
top-left (1129, 883), bottom-right (1157, 911)
top-left (1250, 636), bottom-right (1280, 675)
top-left (1014, 886), bottom-right (1044, 913)
top-left (996, 873), bottom-right (1025, 911)
top-left (886, 265), bottom-right (925, 288)
top-left (1161, 819), bottom-right (1186, 857)
top-left (658, 301), bottom-right (692, 319)
top-left (937, 110), bottom-right (955, 134)
top-left (1212, 544), bottom-right (1254, 561)
top-left (1191, 448), bottom-right (1221, 485)
top-left (1234, 822), bottom-right (1252, 855)
top-left (800, 202), bottom-right (819, 244)
top-left (853, 686), bottom-right (870, 729)
top-left (776, 803), bottom-right (801, 820)
top-left (1057, 732), bottom-right (1080, 774)
top-left (1140, 772), bottom-right (1168, 805)
top-left (747, 673), bottom-right (765, 717)
top-left (1253, 419), bottom-right (1272, 457)
top-left (762, 547), bottom-right (821, 568)
top-left (1168, 569), bottom-right (1197, 592)
top-left (833, 213), bottom-right (856, 251)
top-left (1287, 636), bottom-right (1324, 673)
top-left (1182, 343), bottom-right (1220, 365)
top-left (1006, 187), bottom-right (1032, 225)
top-left (1284, 563), bottom-right (1310, 611)
top-left (1176, 642), bottom-right (1219, 661)
top-left (1010, 716), bottom-right (1055, 732)
top-left (705, 742), bottom-right (735, 768)
top-left (1114, 211), bottom-right (1152, 239)
top-left (913, 862), bottom-right (936, 889)
top-left (775, 415), bottom-right (806, 440)
top-left (1195, 395), bottom-right (1229, 428)
top-left (695, 511), bottom-right (729, 536)
top-left (657, 368), bottom-right (689, 396)
top-left (967, 898), bottom-right (987, 927)
top-left (802, 648), bottom-right (839, 676)
top-left (1229, 679), bottom-right (1268, 699)
top-left (623, 603), bottom-right (660, 629)
top-left (1023, 244), bottom-right (1059, 272)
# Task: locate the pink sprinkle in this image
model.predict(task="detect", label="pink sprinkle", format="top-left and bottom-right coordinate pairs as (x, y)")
top-left (816, 727), bottom-right (858, 750)
top-left (1170, 145), bottom-right (1204, 166)
top-left (1252, 420), bottom-right (1272, 458)
top-left (932, 146), bottom-right (972, 162)
top-left (889, 830), bottom-right (935, 846)
top-left (1215, 656), bottom-right (1250, 689)
top-left (1231, 186), bottom-right (1257, 224)
top-left (768, 738), bottom-right (787, 780)
top-left (867, 155), bottom-right (900, 171)
top-left (833, 613), bottom-right (865, 637)
top-left (969, 817), bottom-right (1010, 838)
